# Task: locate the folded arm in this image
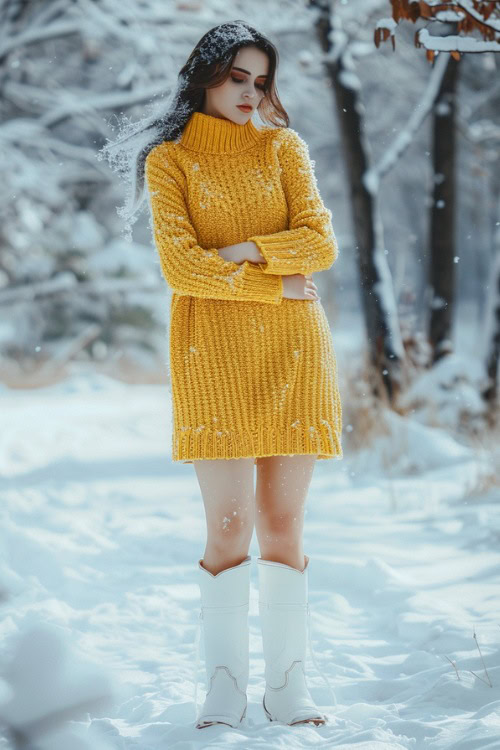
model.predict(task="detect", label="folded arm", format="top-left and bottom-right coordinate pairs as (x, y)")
top-left (145, 145), bottom-right (283, 304)
top-left (218, 241), bottom-right (265, 265)
top-left (247, 128), bottom-right (339, 276)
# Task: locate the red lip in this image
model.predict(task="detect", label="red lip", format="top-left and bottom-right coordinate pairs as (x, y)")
top-left (237, 105), bottom-right (252, 111)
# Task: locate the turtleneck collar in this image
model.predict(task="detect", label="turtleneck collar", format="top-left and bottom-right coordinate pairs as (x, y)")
top-left (180, 111), bottom-right (262, 155)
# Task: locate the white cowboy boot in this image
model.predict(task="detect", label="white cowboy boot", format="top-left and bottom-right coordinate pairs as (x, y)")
top-left (257, 555), bottom-right (328, 726)
top-left (195, 555), bottom-right (251, 729)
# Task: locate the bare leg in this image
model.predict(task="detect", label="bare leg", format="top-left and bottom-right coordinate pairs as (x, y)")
top-left (254, 454), bottom-right (318, 571)
top-left (255, 454), bottom-right (324, 727)
top-left (193, 457), bottom-right (255, 575)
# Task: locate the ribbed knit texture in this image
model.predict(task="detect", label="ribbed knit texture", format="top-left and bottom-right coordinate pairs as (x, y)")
top-left (145, 110), bottom-right (343, 463)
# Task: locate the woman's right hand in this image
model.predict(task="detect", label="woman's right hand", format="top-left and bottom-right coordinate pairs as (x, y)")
top-left (282, 274), bottom-right (320, 301)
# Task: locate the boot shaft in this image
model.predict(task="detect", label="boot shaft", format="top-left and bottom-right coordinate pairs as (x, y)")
top-left (197, 556), bottom-right (251, 608)
top-left (257, 557), bottom-right (309, 684)
top-left (257, 556), bottom-right (309, 606)
top-left (197, 555), bottom-right (251, 696)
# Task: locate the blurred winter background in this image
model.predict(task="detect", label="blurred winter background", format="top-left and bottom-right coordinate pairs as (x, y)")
top-left (1, 0), bottom-right (499, 748)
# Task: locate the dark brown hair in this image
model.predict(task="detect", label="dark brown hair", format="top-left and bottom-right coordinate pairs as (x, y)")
top-left (177, 21), bottom-right (289, 132)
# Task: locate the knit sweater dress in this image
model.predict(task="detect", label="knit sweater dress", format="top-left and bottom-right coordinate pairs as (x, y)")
top-left (145, 110), bottom-right (343, 464)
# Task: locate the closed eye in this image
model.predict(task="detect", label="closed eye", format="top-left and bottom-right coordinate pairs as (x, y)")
top-left (231, 75), bottom-right (266, 91)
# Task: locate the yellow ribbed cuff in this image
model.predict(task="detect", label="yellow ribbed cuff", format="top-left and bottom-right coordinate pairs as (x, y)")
top-left (241, 261), bottom-right (283, 303)
top-left (249, 234), bottom-right (300, 276)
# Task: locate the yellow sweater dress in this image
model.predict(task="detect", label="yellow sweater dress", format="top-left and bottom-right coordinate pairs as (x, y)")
top-left (145, 110), bottom-right (343, 464)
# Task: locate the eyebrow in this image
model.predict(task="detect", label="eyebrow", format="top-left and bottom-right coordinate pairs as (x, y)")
top-left (232, 66), bottom-right (269, 79)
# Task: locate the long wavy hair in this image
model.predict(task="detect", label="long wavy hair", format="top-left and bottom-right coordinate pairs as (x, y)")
top-left (96, 20), bottom-right (289, 240)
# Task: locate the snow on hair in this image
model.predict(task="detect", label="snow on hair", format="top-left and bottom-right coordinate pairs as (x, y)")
top-left (95, 20), bottom-right (285, 242)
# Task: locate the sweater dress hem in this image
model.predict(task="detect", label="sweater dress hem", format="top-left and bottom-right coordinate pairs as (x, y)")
top-left (173, 421), bottom-right (343, 464)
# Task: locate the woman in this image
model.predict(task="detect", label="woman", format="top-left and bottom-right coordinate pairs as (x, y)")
top-left (102, 19), bottom-right (342, 730)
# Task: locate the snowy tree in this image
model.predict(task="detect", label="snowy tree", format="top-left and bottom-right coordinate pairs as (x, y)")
top-left (374, 0), bottom-right (500, 61)
top-left (0, 0), bottom-right (195, 382)
top-left (303, 0), bottom-right (498, 413)
top-left (309, 0), bottom-right (406, 404)
top-left (375, 0), bottom-right (500, 396)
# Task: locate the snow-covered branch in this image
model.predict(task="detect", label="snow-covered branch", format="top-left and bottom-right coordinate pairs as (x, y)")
top-left (375, 0), bottom-right (500, 56)
top-left (364, 52), bottom-right (449, 191)
top-left (0, 21), bottom-right (81, 61)
top-left (0, 275), bottom-right (161, 305)
top-left (417, 28), bottom-right (500, 54)
top-left (455, 0), bottom-right (500, 33)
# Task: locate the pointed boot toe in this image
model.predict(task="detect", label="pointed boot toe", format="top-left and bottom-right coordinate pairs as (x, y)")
top-left (262, 659), bottom-right (327, 725)
top-left (196, 665), bottom-right (247, 728)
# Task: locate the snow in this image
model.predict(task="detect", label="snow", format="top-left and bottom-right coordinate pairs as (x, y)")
top-left (0, 360), bottom-right (498, 748)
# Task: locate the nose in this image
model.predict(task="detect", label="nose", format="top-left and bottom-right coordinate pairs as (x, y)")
top-left (243, 83), bottom-right (257, 100)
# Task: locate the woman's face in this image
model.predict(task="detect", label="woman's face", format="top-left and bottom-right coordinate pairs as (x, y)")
top-left (202, 45), bottom-right (270, 124)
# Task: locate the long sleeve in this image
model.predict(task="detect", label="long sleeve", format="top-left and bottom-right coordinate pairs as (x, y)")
top-left (247, 128), bottom-right (339, 276)
top-left (145, 146), bottom-right (283, 304)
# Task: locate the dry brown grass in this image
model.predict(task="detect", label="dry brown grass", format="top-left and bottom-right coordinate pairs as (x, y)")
top-left (338, 350), bottom-right (499, 477)
top-left (0, 351), bottom-right (168, 389)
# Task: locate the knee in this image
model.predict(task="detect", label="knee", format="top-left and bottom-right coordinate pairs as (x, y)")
top-left (207, 504), bottom-right (254, 548)
top-left (258, 510), bottom-right (301, 540)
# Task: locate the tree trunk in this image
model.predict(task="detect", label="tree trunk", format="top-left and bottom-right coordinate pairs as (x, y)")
top-left (483, 210), bottom-right (499, 411)
top-left (428, 45), bottom-right (459, 363)
top-left (312, 4), bottom-right (404, 403)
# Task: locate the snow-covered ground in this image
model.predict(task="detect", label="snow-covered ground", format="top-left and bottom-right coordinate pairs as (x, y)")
top-left (0, 355), bottom-right (499, 749)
